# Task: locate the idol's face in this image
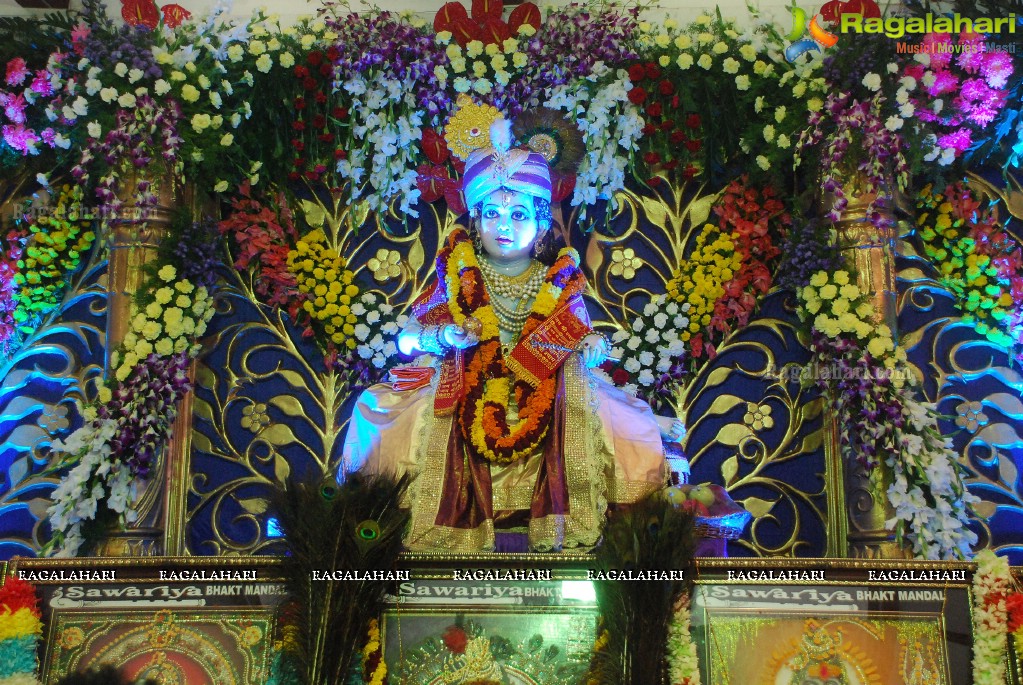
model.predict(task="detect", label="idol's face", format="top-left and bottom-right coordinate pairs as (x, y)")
top-left (478, 189), bottom-right (548, 264)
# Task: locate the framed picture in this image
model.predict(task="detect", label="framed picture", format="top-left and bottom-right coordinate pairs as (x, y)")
top-left (383, 553), bottom-right (600, 685)
top-left (8, 557), bottom-right (284, 685)
top-left (690, 560), bottom-right (974, 685)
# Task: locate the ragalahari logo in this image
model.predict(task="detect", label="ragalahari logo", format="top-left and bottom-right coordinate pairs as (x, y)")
top-left (784, 0), bottom-right (881, 62)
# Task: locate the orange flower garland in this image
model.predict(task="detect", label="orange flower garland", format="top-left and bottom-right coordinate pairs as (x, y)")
top-left (438, 229), bottom-right (586, 465)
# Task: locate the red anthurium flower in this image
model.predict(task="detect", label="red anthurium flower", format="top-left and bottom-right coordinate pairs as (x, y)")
top-left (421, 128), bottom-right (450, 165)
top-left (161, 4), bottom-right (191, 28)
top-left (451, 17), bottom-right (486, 46)
top-left (417, 163), bottom-right (449, 203)
top-left (819, 0), bottom-right (881, 23)
top-left (472, 0), bottom-right (503, 22)
top-left (508, 3), bottom-right (541, 32)
top-left (482, 19), bottom-right (512, 44)
top-left (444, 178), bottom-right (468, 215)
top-left (434, 2), bottom-right (469, 33)
top-left (121, 0), bottom-right (160, 29)
top-left (551, 171), bottom-right (575, 203)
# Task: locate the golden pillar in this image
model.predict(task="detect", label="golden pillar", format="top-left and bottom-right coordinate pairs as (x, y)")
top-left (825, 175), bottom-right (909, 559)
top-left (96, 174), bottom-right (195, 556)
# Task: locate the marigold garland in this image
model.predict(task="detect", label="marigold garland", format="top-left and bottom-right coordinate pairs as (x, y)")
top-left (439, 228), bottom-right (585, 465)
top-left (287, 228), bottom-right (361, 349)
top-left (361, 618), bottom-right (386, 685)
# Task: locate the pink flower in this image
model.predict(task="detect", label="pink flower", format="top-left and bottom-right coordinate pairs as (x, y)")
top-left (4, 58), bottom-right (29, 86)
top-left (982, 51), bottom-right (1013, 89)
top-left (71, 24), bottom-right (90, 56)
top-left (929, 70), bottom-right (960, 96)
top-left (921, 33), bottom-right (953, 70)
top-left (30, 70), bottom-right (52, 96)
top-left (40, 127), bottom-right (56, 146)
top-left (2, 124), bottom-right (41, 154)
top-left (938, 128), bottom-right (972, 153)
top-left (3, 93), bottom-right (27, 124)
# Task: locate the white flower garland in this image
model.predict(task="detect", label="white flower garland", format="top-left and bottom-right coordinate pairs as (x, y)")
top-left (546, 67), bottom-right (643, 212)
top-left (342, 73), bottom-right (424, 218)
top-left (972, 548), bottom-right (1012, 685)
top-left (666, 594), bottom-right (701, 685)
top-left (886, 392), bottom-right (978, 560)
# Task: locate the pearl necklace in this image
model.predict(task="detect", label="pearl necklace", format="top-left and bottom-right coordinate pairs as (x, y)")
top-left (478, 257), bottom-right (545, 334)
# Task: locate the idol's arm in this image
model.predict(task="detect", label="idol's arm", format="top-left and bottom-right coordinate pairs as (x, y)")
top-left (397, 317), bottom-right (478, 356)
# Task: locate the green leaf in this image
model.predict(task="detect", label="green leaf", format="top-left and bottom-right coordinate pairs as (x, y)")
top-left (258, 423), bottom-right (297, 448)
top-left (739, 496), bottom-right (776, 519)
top-left (274, 453), bottom-right (291, 484)
top-left (270, 395), bottom-right (307, 418)
top-left (237, 497), bottom-right (268, 515)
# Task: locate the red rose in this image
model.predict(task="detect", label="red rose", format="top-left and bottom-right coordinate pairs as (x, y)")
top-left (671, 95), bottom-right (680, 108)
top-left (443, 626), bottom-right (468, 654)
top-left (641, 123), bottom-right (657, 136)
top-left (326, 46), bottom-right (341, 62)
top-left (659, 119), bottom-right (672, 131)
top-left (648, 176), bottom-right (662, 186)
top-left (319, 133), bottom-right (334, 143)
top-left (307, 51), bottom-right (324, 67)
top-left (294, 97), bottom-right (306, 111)
top-left (684, 138), bottom-right (702, 152)
top-left (319, 64), bottom-right (332, 77)
top-left (335, 148), bottom-right (347, 160)
top-left (644, 151), bottom-right (662, 165)
top-left (683, 164), bottom-right (698, 179)
top-left (332, 107), bottom-right (349, 120)
top-left (312, 114), bottom-right (327, 129)
top-left (658, 79), bottom-right (674, 96)
top-left (294, 66), bottom-right (310, 79)
top-left (292, 121), bottom-right (306, 131)
top-left (646, 102), bottom-right (662, 118)
top-left (305, 170), bottom-right (320, 181)
top-left (288, 171), bottom-right (300, 181)
top-left (293, 157), bottom-right (305, 167)
top-left (315, 91), bottom-right (327, 104)
top-left (670, 130), bottom-right (686, 145)
top-left (627, 86), bottom-right (647, 105)
top-left (645, 62), bottom-right (661, 80)
top-left (303, 77), bottom-right (318, 91)
top-left (628, 64), bottom-right (647, 82)
top-left (292, 139), bottom-right (305, 151)
top-left (612, 368), bottom-right (630, 385)
top-left (686, 114), bottom-right (702, 129)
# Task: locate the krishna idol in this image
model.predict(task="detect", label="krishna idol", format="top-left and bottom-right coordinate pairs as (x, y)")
top-left (343, 112), bottom-right (685, 553)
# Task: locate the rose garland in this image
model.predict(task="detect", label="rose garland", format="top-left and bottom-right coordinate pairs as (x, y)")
top-left (972, 549), bottom-right (1013, 685)
top-left (439, 228), bottom-right (585, 465)
top-left (0, 576), bottom-right (42, 685)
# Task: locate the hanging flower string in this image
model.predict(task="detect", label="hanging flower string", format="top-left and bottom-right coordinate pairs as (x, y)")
top-left (972, 549), bottom-right (1013, 685)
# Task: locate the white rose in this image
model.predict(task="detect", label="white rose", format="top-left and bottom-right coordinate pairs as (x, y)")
top-left (861, 72), bottom-right (882, 91)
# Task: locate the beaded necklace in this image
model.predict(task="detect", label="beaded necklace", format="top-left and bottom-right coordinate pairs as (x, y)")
top-left (477, 257), bottom-right (545, 335)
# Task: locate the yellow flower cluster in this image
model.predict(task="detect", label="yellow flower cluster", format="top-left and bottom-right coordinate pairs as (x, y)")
top-left (436, 26), bottom-right (534, 96)
top-left (287, 229), bottom-right (360, 349)
top-left (799, 270), bottom-right (907, 370)
top-left (0, 606), bottom-right (42, 641)
top-left (110, 264), bottom-right (215, 382)
top-left (665, 225), bottom-right (742, 341)
top-left (916, 185), bottom-right (1014, 348)
top-left (361, 618), bottom-right (386, 685)
top-left (13, 185), bottom-right (95, 324)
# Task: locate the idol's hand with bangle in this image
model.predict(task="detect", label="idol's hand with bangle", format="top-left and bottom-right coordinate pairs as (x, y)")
top-left (579, 333), bottom-right (610, 368)
top-left (441, 323), bottom-right (479, 350)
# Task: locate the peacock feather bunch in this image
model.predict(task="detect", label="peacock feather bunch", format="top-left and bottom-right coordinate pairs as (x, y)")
top-left (583, 492), bottom-right (696, 685)
top-left (270, 472), bottom-right (411, 685)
